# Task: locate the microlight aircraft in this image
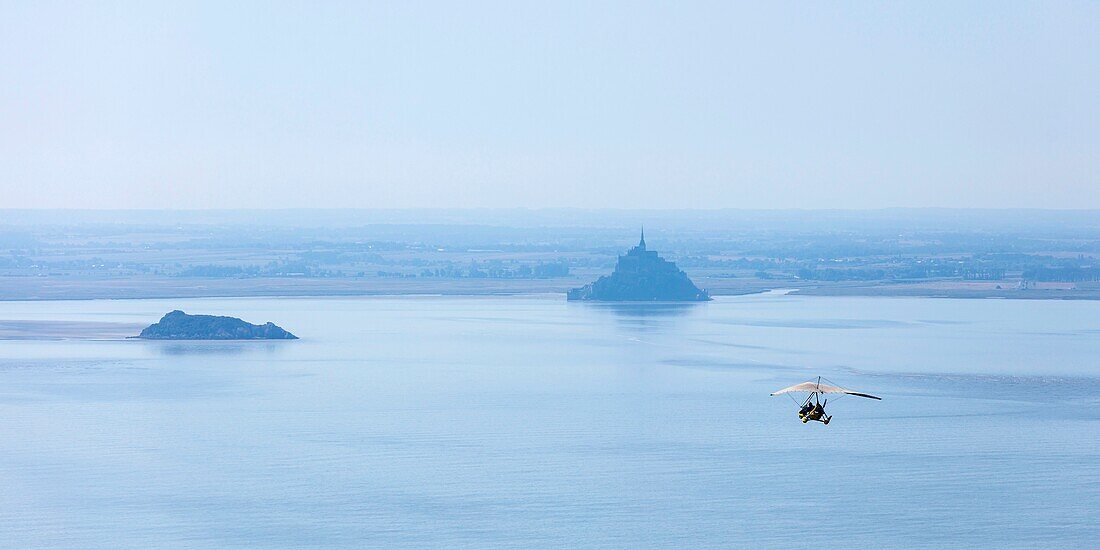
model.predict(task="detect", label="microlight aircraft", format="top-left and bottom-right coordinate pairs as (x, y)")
top-left (770, 377), bottom-right (881, 424)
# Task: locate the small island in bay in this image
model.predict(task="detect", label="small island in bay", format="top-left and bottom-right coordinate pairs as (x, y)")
top-left (567, 230), bottom-right (711, 302)
top-left (137, 310), bottom-right (298, 340)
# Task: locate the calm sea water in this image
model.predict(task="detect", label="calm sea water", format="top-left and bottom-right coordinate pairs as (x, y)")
top-left (1, 294), bottom-right (1099, 548)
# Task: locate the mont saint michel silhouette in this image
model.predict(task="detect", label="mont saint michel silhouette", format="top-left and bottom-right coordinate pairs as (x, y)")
top-left (567, 229), bottom-right (711, 302)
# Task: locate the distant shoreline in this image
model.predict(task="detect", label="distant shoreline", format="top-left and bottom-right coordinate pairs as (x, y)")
top-left (0, 276), bottom-right (1098, 302)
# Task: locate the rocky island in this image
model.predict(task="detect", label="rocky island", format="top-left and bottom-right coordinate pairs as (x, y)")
top-left (568, 230), bottom-right (711, 301)
top-left (137, 310), bottom-right (298, 340)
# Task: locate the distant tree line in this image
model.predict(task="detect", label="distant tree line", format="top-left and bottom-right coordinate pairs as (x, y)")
top-left (795, 266), bottom-right (1006, 281)
top-left (420, 261), bottom-right (570, 279)
top-left (1023, 267), bottom-right (1100, 282)
top-left (176, 261), bottom-right (335, 278)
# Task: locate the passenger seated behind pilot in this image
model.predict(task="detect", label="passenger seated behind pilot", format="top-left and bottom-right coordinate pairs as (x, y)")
top-left (799, 403), bottom-right (813, 415)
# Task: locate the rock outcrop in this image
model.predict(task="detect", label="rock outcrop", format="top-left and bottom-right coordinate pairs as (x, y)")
top-left (137, 310), bottom-right (298, 340)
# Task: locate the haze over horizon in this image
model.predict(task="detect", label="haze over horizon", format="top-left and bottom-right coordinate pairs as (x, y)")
top-left (2, 1), bottom-right (1098, 210)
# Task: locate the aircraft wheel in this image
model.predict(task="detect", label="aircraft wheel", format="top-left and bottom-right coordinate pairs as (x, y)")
top-left (823, 417), bottom-right (830, 425)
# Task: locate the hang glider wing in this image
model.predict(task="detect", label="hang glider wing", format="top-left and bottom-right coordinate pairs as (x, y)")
top-left (770, 380), bottom-right (881, 400)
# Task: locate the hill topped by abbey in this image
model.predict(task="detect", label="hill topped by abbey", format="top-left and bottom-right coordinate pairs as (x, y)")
top-left (567, 231), bottom-right (710, 302)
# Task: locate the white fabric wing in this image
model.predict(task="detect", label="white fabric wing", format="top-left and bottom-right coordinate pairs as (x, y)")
top-left (770, 380), bottom-right (881, 399)
top-left (771, 381), bottom-right (845, 395)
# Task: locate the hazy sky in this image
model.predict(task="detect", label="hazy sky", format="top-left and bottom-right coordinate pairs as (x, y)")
top-left (1, 1), bottom-right (1098, 209)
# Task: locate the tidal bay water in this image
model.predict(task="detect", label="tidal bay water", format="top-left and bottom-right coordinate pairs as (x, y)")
top-left (1, 294), bottom-right (1099, 548)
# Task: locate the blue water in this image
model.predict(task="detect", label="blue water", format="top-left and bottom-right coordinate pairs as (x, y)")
top-left (1, 294), bottom-right (1099, 548)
